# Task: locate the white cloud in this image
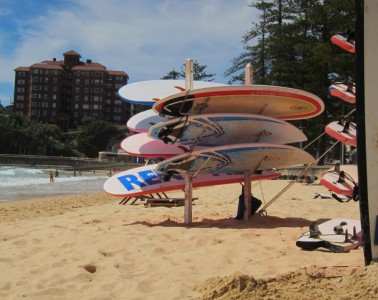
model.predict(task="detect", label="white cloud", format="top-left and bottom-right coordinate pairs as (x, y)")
top-left (0, 0), bottom-right (256, 106)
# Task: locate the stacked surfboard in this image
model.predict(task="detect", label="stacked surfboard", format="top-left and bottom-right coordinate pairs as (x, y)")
top-left (104, 80), bottom-right (324, 198)
top-left (320, 33), bottom-right (358, 200)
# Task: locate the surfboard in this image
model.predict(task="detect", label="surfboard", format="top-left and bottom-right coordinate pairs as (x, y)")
top-left (103, 163), bottom-right (280, 197)
top-left (329, 82), bottom-right (356, 104)
top-left (296, 218), bottom-right (362, 252)
top-left (155, 143), bottom-right (315, 177)
top-left (121, 133), bottom-right (199, 158)
top-left (148, 113), bottom-right (307, 147)
top-left (118, 80), bottom-right (227, 106)
top-left (153, 85), bottom-right (324, 120)
top-left (325, 120), bottom-right (357, 147)
top-left (330, 34), bottom-right (355, 53)
top-left (127, 109), bottom-right (166, 133)
top-left (320, 164), bottom-right (358, 198)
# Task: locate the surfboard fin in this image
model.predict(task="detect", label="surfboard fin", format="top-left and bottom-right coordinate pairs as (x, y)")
top-left (309, 222), bottom-right (322, 238)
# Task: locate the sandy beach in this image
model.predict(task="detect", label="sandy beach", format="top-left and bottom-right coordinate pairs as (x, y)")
top-left (1, 180), bottom-right (377, 299)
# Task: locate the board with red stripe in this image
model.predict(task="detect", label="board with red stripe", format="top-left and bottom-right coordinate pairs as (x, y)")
top-left (153, 85), bottom-right (324, 120)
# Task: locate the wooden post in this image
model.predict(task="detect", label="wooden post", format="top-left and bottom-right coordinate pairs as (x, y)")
top-left (243, 171), bottom-right (252, 220)
top-left (184, 174), bottom-right (193, 225)
top-left (245, 63), bottom-right (253, 85)
top-left (185, 58), bottom-right (193, 90)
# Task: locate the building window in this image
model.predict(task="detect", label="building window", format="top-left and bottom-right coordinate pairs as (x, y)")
top-left (42, 102), bottom-right (49, 107)
top-left (17, 79), bottom-right (25, 84)
top-left (76, 79), bottom-right (80, 84)
top-left (52, 103), bottom-right (56, 108)
top-left (16, 95), bottom-right (24, 100)
top-left (17, 87), bottom-right (25, 92)
top-left (82, 104), bottom-right (89, 109)
top-left (33, 77), bottom-right (39, 82)
top-left (52, 95), bottom-right (57, 100)
top-left (93, 96), bottom-right (99, 102)
top-left (113, 116), bottom-right (121, 121)
top-left (114, 108), bottom-right (121, 113)
top-left (16, 103), bottom-right (24, 108)
top-left (114, 100), bottom-right (122, 105)
top-left (45, 78), bottom-right (49, 83)
top-left (84, 96), bottom-right (88, 101)
top-left (75, 88), bottom-right (80, 92)
top-left (75, 96), bottom-right (79, 101)
top-left (53, 78), bottom-right (58, 83)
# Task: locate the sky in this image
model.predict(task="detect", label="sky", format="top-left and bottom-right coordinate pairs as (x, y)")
top-left (0, 0), bottom-right (256, 107)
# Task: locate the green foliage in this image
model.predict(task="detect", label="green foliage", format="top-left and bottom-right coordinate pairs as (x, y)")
top-left (0, 114), bottom-right (124, 158)
top-left (225, 0), bottom-right (355, 161)
top-left (162, 61), bottom-right (215, 81)
top-left (76, 118), bottom-right (121, 158)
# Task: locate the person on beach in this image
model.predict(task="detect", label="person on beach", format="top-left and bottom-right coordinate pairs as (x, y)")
top-left (49, 171), bottom-right (55, 183)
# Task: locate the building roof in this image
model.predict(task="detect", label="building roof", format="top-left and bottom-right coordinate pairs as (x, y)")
top-left (108, 70), bottom-right (128, 76)
top-left (30, 61), bottom-right (65, 70)
top-left (63, 50), bottom-right (81, 57)
top-left (14, 67), bottom-right (30, 72)
top-left (72, 62), bottom-right (107, 71)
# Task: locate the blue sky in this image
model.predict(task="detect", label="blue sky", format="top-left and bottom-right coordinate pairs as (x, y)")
top-left (0, 0), bottom-right (256, 107)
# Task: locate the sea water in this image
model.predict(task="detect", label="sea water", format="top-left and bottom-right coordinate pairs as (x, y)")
top-left (0, 166), bottom-right (109, 202)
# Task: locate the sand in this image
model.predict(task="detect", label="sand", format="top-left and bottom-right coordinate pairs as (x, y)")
top-left (0, 180), bottom-right (377, 299)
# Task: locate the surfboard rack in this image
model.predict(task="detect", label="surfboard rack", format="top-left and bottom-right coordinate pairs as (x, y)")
top-left (144, 197), bottom-right (198, 208)
top-left (119, 192), bottom-right (170, 205)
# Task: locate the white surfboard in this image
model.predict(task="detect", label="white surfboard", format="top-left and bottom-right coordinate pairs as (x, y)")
top-left (329, 82), bottom-right (356, 104)
top-left (118, 80), bottom-right (227, 106)
top-left (325, 120), bottom-right (357, 147)
top-left (127, 109), bottom-right (166, 133)
top-left (148, 113), bottom-right (307, 147)
top-left (320, 164), bottom-right (358, 198)
top-left (103, 163), bottom-right (280, 197)
top-left (330, 34), bottom-right (355, 53)
top-left (296, 218), bottom-right (361, 252)
top-left (153, 85), bottom-right (324, 120)
top-left (156, 143), bottom-right (315, 177)
top-left (121, 133), bottom-right (200, 158)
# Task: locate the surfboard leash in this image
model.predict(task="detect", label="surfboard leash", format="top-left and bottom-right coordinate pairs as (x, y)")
top-left (257, 141), bottom-right (341, 216)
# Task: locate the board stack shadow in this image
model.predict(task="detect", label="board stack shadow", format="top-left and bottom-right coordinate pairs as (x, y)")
top-left (104, 80), bottom-right (325, 197)
top-left (321, 33), bottom-right (358, 200)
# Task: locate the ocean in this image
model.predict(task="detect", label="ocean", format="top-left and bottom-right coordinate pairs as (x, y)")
top-left (0, 166), bottom-right (109, 202)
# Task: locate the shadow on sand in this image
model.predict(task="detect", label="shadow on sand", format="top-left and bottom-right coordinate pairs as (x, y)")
top-left (123, 215), bottom-right (331, 230)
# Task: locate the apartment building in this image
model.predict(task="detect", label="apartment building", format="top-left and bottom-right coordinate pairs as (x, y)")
top-left (13, 50), bottom-right (129, 130)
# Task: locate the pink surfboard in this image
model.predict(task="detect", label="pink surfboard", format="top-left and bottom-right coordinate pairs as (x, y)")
top-left (320, 165), bottom-right (358, 197)
top-left (325, 120), bottom-right (357, 147)
top-left (329, 82), bottom-right (356, 104)
top-left (121, 133), bottom-right (198, 158)
top-left (103, 164), bottom-right (280, 197)
top-left (330, 35), bottom-right (355, 53)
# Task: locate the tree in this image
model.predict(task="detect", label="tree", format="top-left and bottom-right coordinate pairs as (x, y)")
top-left (76, 118), bottom-right (122, 157)
top-left (161, 61), bottom-right (216, 81)
top-left (225, 0), bottom-right (355, 161)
